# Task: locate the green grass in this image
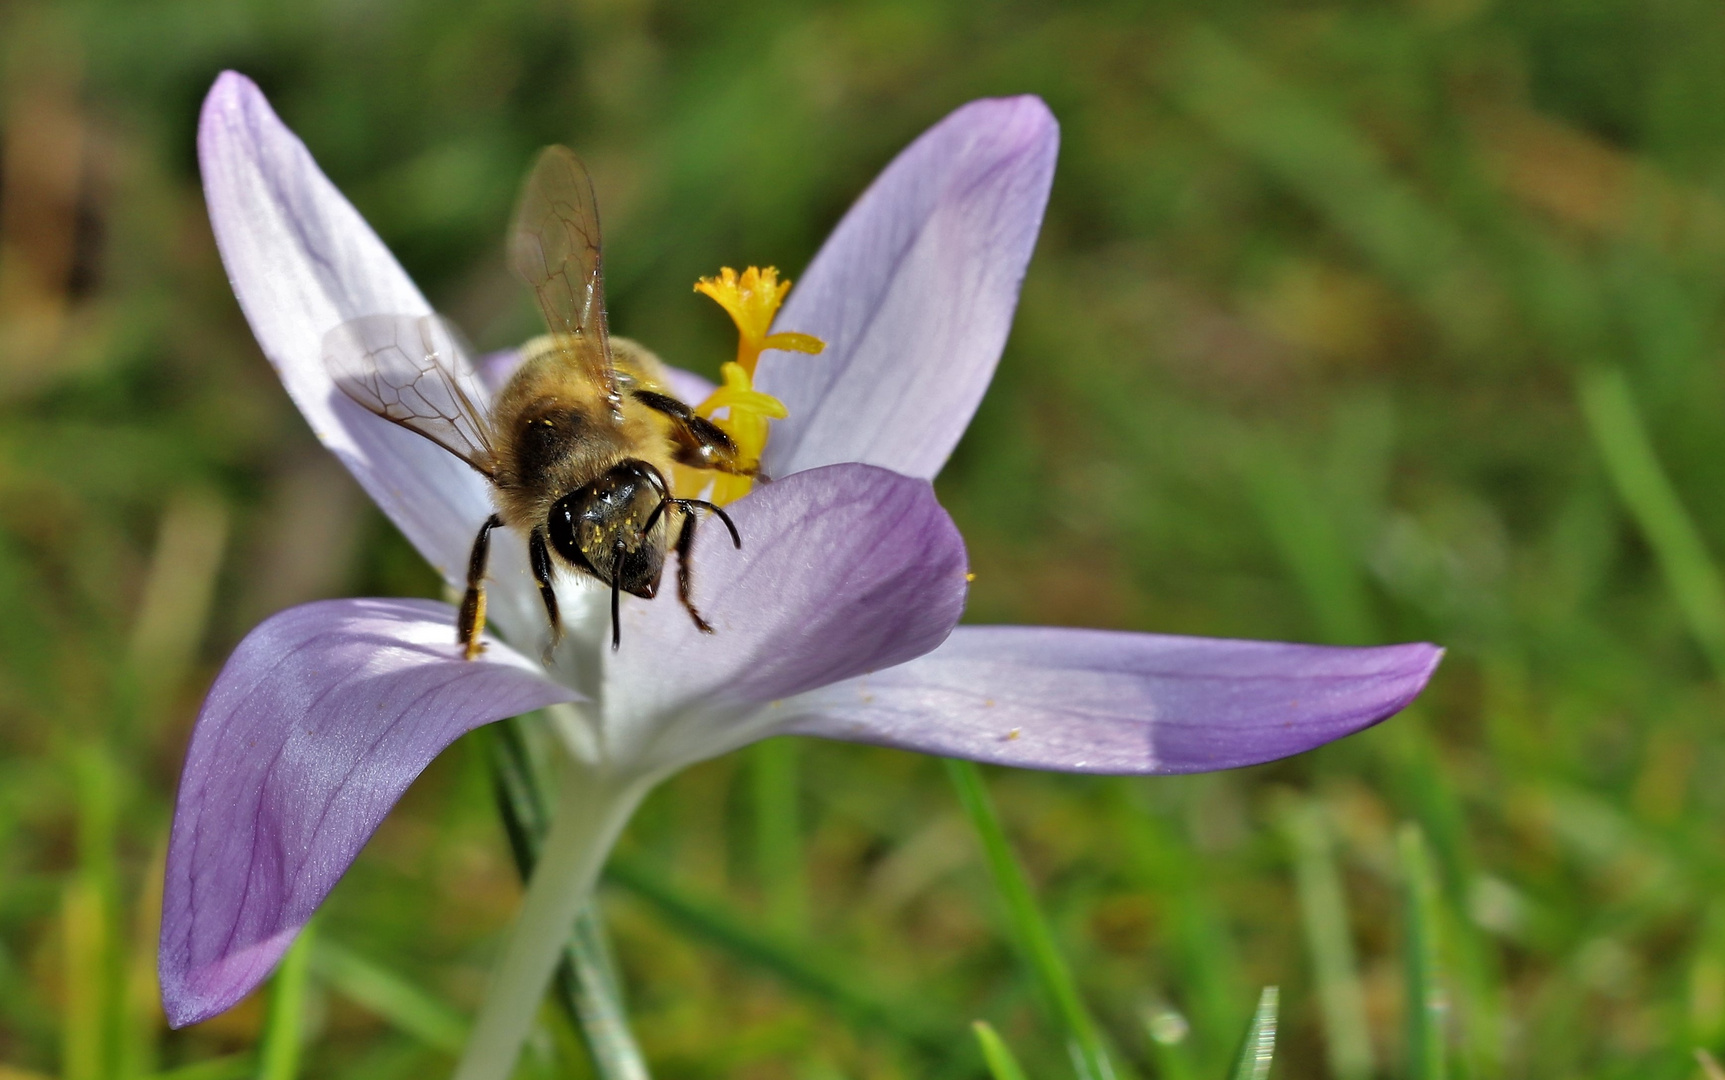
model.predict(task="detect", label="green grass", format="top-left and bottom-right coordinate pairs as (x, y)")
top-left (7, 0), bottom-right (1725, 1076)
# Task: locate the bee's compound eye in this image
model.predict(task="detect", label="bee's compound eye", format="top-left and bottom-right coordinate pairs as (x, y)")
top-left (546, 495), bottom-right (583, 567)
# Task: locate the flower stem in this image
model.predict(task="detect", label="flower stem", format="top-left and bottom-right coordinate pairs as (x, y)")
top-left (453, 766), bottom-right (648, 1080)
top-left (488, 717), bottom-right (651, 1080)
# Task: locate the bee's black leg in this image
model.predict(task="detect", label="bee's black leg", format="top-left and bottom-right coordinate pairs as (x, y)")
top-left (633, 388), bottom-right (762, 476)
top-left (528, 527), bottom-right (561, 661)
top-left (674, 509), bottom-right (715, 635)
top-left (610, 546), bottom-right (624, 651)
top-left (675, 499), bottom-right (741, 548)
top-left (457, 514), bottom-right (504, 660)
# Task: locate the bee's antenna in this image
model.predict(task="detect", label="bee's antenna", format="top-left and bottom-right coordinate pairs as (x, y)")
top-left (640, 463), bottom-right (672, 500)
top-left (610, 546), bottom-right (624, 651)
top-left (639, 465), bottom-right (675, 539)
top-left (676, 499), bottom-right (741, 549)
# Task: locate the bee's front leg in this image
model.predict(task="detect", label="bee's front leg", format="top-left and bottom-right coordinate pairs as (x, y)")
top-left (457, 514), bottom-right (503, 660)
top-left (670, 499), bottom-right (740, 635)
top-left (528, 527), bottom-right (562, 662)
top-left (672, 511), bottom-right (713, 634)
top-left (631, 389), bottom-right (755, 476)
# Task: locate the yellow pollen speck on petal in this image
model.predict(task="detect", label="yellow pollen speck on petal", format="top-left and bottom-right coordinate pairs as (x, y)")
top-left (680, 266), bottom-right (826, 504)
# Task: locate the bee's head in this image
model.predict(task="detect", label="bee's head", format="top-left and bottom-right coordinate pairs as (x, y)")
top-left (547, 460), bottom-right (668, 597)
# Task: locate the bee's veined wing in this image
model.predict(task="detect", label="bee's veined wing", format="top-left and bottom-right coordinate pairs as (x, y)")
top-left (322, 314), bottom-right (498, 477)
top-left (509, 145), bottom-right (619, 406)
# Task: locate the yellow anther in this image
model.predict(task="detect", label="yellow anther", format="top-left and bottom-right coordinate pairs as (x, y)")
top-left (694, 266), bottom-right (824, 376)
top-left (696, 362), bottom-right (790, 424)
top-left (762, 330), bottom-right (824, 356)
top-left (693, 363), bottom-right (781, 505)
top-left (704, 361), bottom-right (777, 453)
top-left (681, 266), bottom-right (825, 505)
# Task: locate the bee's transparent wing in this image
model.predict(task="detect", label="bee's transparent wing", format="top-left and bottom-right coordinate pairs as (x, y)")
top-left (509, 145), bottom-right (619, 406)
top-left (322, 314), bottom-right (498, 477)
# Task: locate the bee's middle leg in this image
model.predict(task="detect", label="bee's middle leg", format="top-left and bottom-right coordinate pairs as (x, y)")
top-left (457, 514), bottom-right (503, 660)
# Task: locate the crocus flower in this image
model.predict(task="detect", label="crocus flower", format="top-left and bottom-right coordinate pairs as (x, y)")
top-left (162, 71), bottom-right (1442, 1076)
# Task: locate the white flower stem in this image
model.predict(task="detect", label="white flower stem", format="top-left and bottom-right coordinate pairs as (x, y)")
top-left (453, 765), bottom-right (649, 1080)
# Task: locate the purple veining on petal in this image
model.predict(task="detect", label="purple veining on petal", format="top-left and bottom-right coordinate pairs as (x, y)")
top-left (782, 626), bottom-right (1442, 774)
top-left (159, 597), bottom-right (575, 1028)
top-left (199, 73), bottom-right (493, 585)
top-left (606, 464), bottom-right (968, 763)
top-left (759, 96), bottom-right (1058, 481)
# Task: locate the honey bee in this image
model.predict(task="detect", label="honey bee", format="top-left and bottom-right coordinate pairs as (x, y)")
top-left (323, 146), bottom-right (748, 657)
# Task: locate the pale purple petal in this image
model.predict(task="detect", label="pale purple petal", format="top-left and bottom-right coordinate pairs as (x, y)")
top-left (605, 464), bottom-right (968, 765)
top-left (759, 97), bottom-right (1058, 481)
top-left (662, 365), bottom-right (717, 409)
top-left (781, 626), bottom-right (1442, 774)
top-left (159, 598), bottom-right (575, 1027)
top-left (199, 72), bottom-right (493, 584)
top-left (476, 348), bottom-right (523, 394)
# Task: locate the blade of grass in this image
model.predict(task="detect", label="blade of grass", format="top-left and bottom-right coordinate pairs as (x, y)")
top-left (1108, 785), bottom-right (1245, 1068)
top-left (1577, 365), bottom-right (1725, 679)
top-left (558, 904), bottom-right (650, 1080)
top-left (945, 759), bottom-right (1117, 1080)
top-left (752, 737), bottom-right (806, 936)
top-left (1400, 825), bottom-right (1446, 1080)
top-left (1167, 24), bottom-right (1475, 331)
top-left (1382, 719), bottom-right (1509, 1077)
top-left (256, 922), bottom-right (316, 1080)
top-left (492, 717), bottom-right (961, 1069)
top-left (311, 940), bottom-right (467, 1053)
top-left (1696, 1048), bottom-right (1725, 1080)
top-left (66, 746), bottom-right (122, 1080)
top-left (148, 1056), bottom-right (254, 1080)
top-left (119, 841), bottom-right (167, 1079)
top-left (125, 490), bottom-right (229, 713)
top-left (1243, 437), bottom-right (1377, 645)
top-left (60, 877), bottom-right (106, 1080)
top-left (1143, 1007), bottom-right (1199, 1080)
top-left (603, 849), bottom-right (951, 1057)
top-left (972, 1021), bottom-right (1030, 1080)
top-left (1228, 987), bottom-right (1278, 1080)
top-left (1278, 801), bottom-right (1372, 1080)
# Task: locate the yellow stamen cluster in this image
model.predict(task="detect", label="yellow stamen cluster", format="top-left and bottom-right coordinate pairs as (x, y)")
top-left (682, 266), bottom-right (824, 503)
top-left (693, 266), bottom-right (824, 376)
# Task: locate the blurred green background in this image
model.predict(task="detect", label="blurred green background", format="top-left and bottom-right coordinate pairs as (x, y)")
top-left (5, 0), bottom-right (1725, 1076)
